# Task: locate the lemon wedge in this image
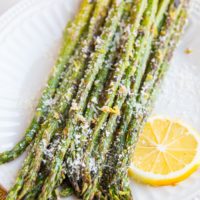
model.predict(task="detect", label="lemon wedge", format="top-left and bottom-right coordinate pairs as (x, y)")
top-left (129, 117), bottom-right (200, 186)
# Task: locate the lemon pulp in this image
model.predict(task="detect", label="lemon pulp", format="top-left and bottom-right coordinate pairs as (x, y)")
top-left (129, 117), bottom-right (200, 186)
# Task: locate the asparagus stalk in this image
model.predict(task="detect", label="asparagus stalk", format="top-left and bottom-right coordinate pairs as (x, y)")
top-left (0, 0), bottom-right (95, 165)
top-left (82, 0), bottom-right (161, 198)
top-left (22, 135), bottom-right (63, 200)
top-left (113, 10), bottom-right (188, 199)
top-left (47, 34), bottom-right (119, 196)
top-left (6, 1), bottom-right (111, 199)
top-left (17, 1), bottom-right (113, 199)
top-left (64, 2), bottom-right (133, 193)
top-left (100, 0), bottom-right (172, 193)
top-left (80, 1), bottom-right (148, 194)
top-left (65, 28), bottom-right (121, 192)
top-left (36, 1), bottom-right (115, 197)
top-left (125, 4), bottom-right (188, 183)
top-left (107, 3), bottom-right (187, 198)
top-left (37, 2), bottom-right (126, 199)
top-left (23, 166), bottom-right (74, 200)
top-left (22, 173), bottom-right (45, 200)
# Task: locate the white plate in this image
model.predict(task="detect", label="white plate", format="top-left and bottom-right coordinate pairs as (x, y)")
top-left (0, 0), bottom-right (200, 199)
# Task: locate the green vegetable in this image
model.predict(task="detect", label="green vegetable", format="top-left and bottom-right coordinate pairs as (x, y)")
top-left (5, 1), bottom-right (99, 199)
top-left (37, 2), bottom-right (125, 199)
top-left (65, 27), bottom-right (121, 193)
top-left (0, 0), bottom-right (95, 165)
top-left (82, 0), bottom-right (160, 198)
top-left (64, 2), bottom-right (133, 193)
top-left (100, 0), bottom-right (172, 193)
top-left (15, 1), bottom-right (113, 199)
top-left (107, 2), bottom-right (187, 199)
top-left (81, 1), bottom-right (148, 196)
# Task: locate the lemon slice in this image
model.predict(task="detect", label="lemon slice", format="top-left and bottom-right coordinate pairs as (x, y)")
top-left (129, 117), bottom-right (200, 186)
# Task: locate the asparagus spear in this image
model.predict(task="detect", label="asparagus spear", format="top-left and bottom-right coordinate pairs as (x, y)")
top-left (6, 1), bottom-right (111, 199)
top-left (107, 3), bottom-right (187, 198)
top-left (65, 29), bottom-right (121, 192)
top-left (64, 2), bottom-right (133, 193)
top-left (80, 1), bottom-right (148, 195)
top-left (34, 31), bottom-right (120, 199)
top-left (22, 174), bottom-right (45, 200)
top-left (82, 0), bottom-right (161, 198)
top-left (125, 3), bottom-right (188, 183)
top-left (100, 0), bottom-right (172, 193)
top-left (0, 0), bottom-right (95, 165)
top-left (37, 2), bottom-right (126, 199)
top-left (112, 10), bottom-right (188, 199)
top-left (22, 133), bottom-right (63, 200)
top-left (16, 1), bottom-right (113, 199)
top-left (25, 173), bottom-right (74, 199)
